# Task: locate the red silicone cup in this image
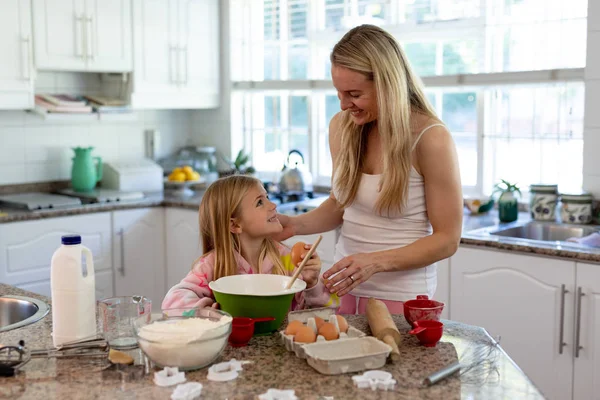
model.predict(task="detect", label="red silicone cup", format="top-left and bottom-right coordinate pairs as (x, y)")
top-left (228, 317), bottom-right (275, 347)
top-left (408, 320), bottom-right (444, 347)
top-left (403, 295), bottom-right (444, 328)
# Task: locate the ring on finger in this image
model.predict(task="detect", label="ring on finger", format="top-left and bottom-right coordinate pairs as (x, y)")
top-left (349, 275), bottom-right (356, 283)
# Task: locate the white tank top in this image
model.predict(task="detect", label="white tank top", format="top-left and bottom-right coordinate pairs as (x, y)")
top-left (333, 124), bottom-right (445, 301)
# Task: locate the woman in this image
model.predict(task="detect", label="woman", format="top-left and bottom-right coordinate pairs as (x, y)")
top-left (276, 25), bottom-right (463, 314)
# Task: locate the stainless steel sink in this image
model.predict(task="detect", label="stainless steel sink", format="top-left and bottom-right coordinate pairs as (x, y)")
top-left (466, 220), bottom-right (600, 249)
top-left (490, 221), bottom-right (599, 242)
top-left (0, 295), bottom-right (50, 332)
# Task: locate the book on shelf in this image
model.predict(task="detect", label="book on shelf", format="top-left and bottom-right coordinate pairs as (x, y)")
top-left (37, 93), bottom-right (88, 107)
top-left (34, 95), bottom-right (92, 113)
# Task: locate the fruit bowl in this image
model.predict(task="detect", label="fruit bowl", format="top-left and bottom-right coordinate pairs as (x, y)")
top-left (163, 177), bottom-right (206, 197)
top-left (464, 196), bottom-right (494, 214)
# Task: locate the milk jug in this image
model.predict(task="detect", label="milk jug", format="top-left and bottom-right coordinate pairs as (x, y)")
top-left (50, 234), bottom-right (96, 347)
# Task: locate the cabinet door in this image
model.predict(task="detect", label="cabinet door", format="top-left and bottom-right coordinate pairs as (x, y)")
top-left (435, 257), bottom-right (450, 319)
top-left (112, 209), bottom-right (165, 308)
top-left (84, 0), bottom-right (132, 72)
top-left (131, 0), bottom-right (179, 107)
top-left (451, 247), bottom-right (575, 400)
top-left (32, 0), bottom-right (87, 71)
top-left (574, 262), bottom-right (600, 400)
top-left (178, 0), bottom-right (220, 108)
top-left (0, 213), bottom-right (112, 294)
top-left (0, 0), bottom-right (34, 109)
top-left (165, 208), bottom-right (202, 292)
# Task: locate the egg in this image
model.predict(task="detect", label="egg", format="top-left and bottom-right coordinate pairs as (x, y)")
top-left (294, 326), bottom-right (317, 343)
top-left (284, 320), bottom-right (304, 336)
top-left (314, 316), bottom-right (325, 330)
top-left (290, 241), bottom-right (306, 266)
top-left (336, 315), bottom-right (349, 333)
top-left (318, 322), bottom-right (339, 341)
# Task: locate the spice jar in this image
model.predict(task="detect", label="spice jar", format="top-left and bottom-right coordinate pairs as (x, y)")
top-left (560, 193), bottom-right (594, 224)
top-left (529, 184), bottom-right (558, 221)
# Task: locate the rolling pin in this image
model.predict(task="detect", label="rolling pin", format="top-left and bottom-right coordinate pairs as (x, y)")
top-left (366, 298), bottom-right (401, 362)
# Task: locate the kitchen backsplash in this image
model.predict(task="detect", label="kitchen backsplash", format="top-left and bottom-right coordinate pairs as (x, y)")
top-left (0, 72), bottom-right (193, 186)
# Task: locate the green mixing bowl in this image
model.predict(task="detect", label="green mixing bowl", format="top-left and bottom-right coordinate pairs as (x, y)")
top-left (209, 275), bottom-right (307, 334)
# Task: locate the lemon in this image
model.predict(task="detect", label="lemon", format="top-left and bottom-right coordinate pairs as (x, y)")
top-left (182, 165), bottom-right (193, 174)
top-left (169, 171), bottom-right (186, 182)
top-left (184, 170), bottom-right (196, 181)
top-left (172, 167), bottom-right (183, 174)
top-left (191, 171), bottom-right (201, 181)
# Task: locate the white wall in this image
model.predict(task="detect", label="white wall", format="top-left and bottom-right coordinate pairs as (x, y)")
top-left (583, 1), bottom-right (600, 197)
top-left (0, 72), bottom-right (192, 185)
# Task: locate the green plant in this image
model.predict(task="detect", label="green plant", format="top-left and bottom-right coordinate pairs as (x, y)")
top-left (222, 149), bottom-right (255, 175)
top-left (492, 179), bottom-right (521, 200)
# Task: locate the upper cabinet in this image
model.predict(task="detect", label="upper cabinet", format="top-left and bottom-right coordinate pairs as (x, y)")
top-left (130, 0), bottom-right (220, 109)
top-left (32, 0), bottom-right (132, 72)
top-left (0, 0), bottom-right (34, 109)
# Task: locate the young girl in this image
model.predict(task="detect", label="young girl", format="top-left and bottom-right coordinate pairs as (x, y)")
top-left (162, 175), bottom-right (340, 311)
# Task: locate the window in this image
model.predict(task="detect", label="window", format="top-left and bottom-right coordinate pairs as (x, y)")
top-left (231, 0), bottom-right (587, 195)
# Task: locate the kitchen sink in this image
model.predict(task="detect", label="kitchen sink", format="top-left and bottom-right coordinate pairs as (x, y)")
top-left (0, 295), bottom-right (49, 332)
top-left (490, 221), bottom-right (599, 242)
top-left (466, 220), bottom-right (600, 249)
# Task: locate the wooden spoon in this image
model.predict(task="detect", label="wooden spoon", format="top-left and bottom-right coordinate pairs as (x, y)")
top-left (285, 235), bottom-right (323, 290)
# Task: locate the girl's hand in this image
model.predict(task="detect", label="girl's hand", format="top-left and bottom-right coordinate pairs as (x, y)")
top-left (299, 244), bottom-right (321, 289)
top-left (211, 302), bottom-right (220, 309)
top-left (322, 253), bottom-right (380, 297)
top-left (271, 213), bottom-right (296, 242)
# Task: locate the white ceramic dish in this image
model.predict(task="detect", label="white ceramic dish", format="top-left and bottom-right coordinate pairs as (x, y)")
top-left (303, 337), bottom-right (392, 375)
top-left (208, 274), bottom-right (306, 296)
top-left (279, 308), bottom-right (366, 359)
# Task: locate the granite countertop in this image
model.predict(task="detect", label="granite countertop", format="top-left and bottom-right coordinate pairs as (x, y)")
top-left (0, 284), bottom-right (545, 400)
top-left (1, 189), bottom-right (600, 263)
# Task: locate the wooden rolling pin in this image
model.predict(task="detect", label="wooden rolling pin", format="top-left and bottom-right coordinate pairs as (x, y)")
top-left (366, 298), bottom-right (401, 362)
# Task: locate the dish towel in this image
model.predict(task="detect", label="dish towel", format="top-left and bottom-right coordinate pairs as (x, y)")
top-left (566, 232), bottom-right (600, 247)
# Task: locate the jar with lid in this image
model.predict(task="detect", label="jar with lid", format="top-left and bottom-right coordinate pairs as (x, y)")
top-left (560, 192), bottom-right (593, 224)
top-left (529, 184), bottom-right (558, 221)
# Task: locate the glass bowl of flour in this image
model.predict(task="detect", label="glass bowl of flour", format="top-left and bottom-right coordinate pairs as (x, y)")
top-left (133, 307), bottom-right (233, 370)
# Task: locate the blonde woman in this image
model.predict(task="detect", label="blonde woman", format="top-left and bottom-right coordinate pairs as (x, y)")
top-left (277, 25), bottom-right (463, 314)
top-left (162, 175), bottom-right (339, 310)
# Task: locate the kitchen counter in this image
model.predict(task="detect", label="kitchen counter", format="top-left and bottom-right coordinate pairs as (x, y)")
top-left (0, 284), bottom-right (545, 400)
top-left (1, 189), bottom-right (600, 263)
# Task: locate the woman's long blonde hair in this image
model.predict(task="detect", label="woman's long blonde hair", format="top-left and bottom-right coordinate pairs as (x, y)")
top-left (198, 175), bottom-right (286, 280)
top-left (331, 24), bottom-right (440, 215)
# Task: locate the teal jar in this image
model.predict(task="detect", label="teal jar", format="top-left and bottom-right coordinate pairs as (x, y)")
top-left (498, 191), bottom-right (519, 223)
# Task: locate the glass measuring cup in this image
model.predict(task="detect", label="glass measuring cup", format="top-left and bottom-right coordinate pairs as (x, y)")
top-left (98, 296), bottom-right (151, 349)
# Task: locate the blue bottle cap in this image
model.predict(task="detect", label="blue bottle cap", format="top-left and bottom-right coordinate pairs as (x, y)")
top-left (61, 235), bottom-right (81, 245)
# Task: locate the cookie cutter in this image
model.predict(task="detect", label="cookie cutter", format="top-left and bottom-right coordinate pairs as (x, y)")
top-left (352, 370), bottom-right (396, 391)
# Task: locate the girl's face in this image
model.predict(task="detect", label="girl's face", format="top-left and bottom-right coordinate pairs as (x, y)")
top-left (233, 184), bottom-right (282, 238)
top-left (331, 65), bottom-right (378, 125)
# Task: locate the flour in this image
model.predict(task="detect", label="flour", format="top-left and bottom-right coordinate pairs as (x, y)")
top-left (138, 316), bottom-right (232, 369)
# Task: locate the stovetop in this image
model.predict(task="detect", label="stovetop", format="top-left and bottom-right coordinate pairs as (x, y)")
top-left (59, 189), bottom-right (145, 204)
top-left (0, 193), bottom-right (82, 211)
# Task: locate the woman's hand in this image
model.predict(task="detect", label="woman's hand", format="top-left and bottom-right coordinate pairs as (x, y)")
top-left (271, 213), bottom-right (296, 242)
top-left (299, 244), bottom-right (321, 289)
top-left (322, 253), bottom-right (381, 297)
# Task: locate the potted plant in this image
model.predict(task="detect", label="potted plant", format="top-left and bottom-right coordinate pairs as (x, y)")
top-left (493, 179), bottom-right (521, 223)
top-left (219, 149), bottom-right (256, 177)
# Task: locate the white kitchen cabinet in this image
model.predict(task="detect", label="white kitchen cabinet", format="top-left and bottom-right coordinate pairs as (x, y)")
top-left (451, 247), bottom-right (575, 400)
top-left (434, 257), bottom-right (450, 319)
top-left (112, 208), bottom-right (165, 308)
top-left (281, 230), bottom-right (339, 275)
top-left (573, 262), bottom-right (600, 400)
top-left (0, 213), bottom-right (113, 299)
top-left (32, 0), bottom-right (132, 72)
top-left (165, 208), bottom-right (203, 291)
top-left (0, 0), bottom-right (34, 109)
top-left (130, 0), bottom-right (220, 109)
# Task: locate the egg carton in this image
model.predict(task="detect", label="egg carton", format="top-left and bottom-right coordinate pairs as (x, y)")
top-left (303, 337), bottom-right (392, 375)
top-left (279, 312), bottom-right (365, 359)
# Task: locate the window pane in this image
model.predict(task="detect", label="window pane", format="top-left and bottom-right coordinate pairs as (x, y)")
top-left (289, 1), bottom-right (307, 39)
top-left (325, 0), bottom-right (345, 31)
top-left (404, 43), bottom-right (436, 77)
top-left (265, 96), bottom-right (281, 128)
top-left (442, 40), bottom-right (480, 75)
top-left (402, 0), bottom-right (481, 23)
top-left (289, 131), bottom-right (309, 159)
top-left (264, 45), bottom-right (280, 80)
top-left (290, 96), bottom-right (308, 127)
top-left (264, 1), bottom-right (280, 40)
top-left (289, 45), bottom-right (309, 79)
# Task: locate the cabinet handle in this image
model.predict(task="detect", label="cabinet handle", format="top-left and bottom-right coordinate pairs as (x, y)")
top-left (183, 47), bottom-right (188, 85)
top-left (169, 45), bottom-right (177, 84)
top-left (558, 283), bottom-right (568, 354)
top-left (74, 14), bottom-right (85, 59)
top-left (21, 36), bottom-right (30, 80)
top-left (86, 16), bottom-right (94, 61)
top-left (575, 286), bottom-right (585, 358)
top-left (118, 228), bottom-right (125, 277)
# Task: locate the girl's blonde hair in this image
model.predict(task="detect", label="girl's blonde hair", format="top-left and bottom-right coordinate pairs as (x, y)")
top-left (330, 24), bottom-right (440, 215)
top-left (198, 175), bottom-right (286, 280)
